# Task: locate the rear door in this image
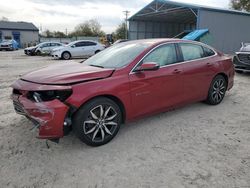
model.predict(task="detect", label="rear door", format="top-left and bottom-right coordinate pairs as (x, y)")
top-left (129, 43), bottom-right (185, 118)
top-left (40, 43), bottom-right (50, 53)
top-left (48, 43), bottom-right (56, 53)
top-left (83, 41), bottom-right (98, 56)
top-left (177, 43), bottom-right (217, 102)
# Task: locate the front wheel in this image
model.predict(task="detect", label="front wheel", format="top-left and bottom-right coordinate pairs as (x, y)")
top-left (36, 50), bottom-right (41, 56)
top-left (73, 97), bottom-right (122, 146)
top-left (62, 51), bottom-right (71, 60)
top-left (206, 75), bottom-right (227, 105)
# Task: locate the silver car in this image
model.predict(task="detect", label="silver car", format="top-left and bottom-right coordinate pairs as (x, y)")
top-left (24, 42), bottom-right (65, 56)
top-left (233, 42), bottom-right (250, 73)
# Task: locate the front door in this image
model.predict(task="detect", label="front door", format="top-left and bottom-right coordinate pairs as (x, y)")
top-left (129, 43), bottom-right (184, 118)
top-left (82, 41), bottom-right (97, 56)
top-left (71, 42), bottom-right (86, 57)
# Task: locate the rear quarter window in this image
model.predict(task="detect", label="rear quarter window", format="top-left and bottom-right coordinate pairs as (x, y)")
top-left (180, 43), bottom-right (204, 61)
top-left (203, 46), bottom-right (215, 57)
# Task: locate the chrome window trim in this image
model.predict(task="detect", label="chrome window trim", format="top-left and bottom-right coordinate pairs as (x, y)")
top-left (129, 41), bottom-right (218, 75)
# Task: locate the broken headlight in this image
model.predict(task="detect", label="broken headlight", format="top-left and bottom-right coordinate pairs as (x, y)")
top-left (29, 90), bottom-right (72, 102)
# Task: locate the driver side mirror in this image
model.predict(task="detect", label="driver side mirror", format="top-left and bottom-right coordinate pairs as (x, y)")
top-left (134, 62), bottom-right (160, 72)
top-left (71, 45), bottom-right (76, 48)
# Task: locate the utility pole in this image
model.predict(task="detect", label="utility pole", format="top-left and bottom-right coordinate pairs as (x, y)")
top-left (123, 10), bottom-right (130, 39)
top-left (40, 23), bottom-right (43, 33)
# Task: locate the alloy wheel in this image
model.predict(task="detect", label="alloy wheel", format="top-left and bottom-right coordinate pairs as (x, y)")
top-left (83, 105), bottom-right (118, 143)
top-left (63, 52), bottom-right (70, 60)
top-left (211, 78), bottom-right (226, 103)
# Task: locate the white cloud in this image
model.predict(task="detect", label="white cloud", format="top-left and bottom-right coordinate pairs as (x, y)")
top-left (0, 0), bottom-right (230, 33)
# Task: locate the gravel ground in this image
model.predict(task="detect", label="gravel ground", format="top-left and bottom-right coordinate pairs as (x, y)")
top-left (0, 50), bottom-right (250, 188)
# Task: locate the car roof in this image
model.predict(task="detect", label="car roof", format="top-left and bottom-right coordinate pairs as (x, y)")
top-left (38, 41), bottom-right (64, 45)
top-left (127, 38), bottom-right (197, 44)
top-left (74, 40), bottom-right (98, 43)
top-left (123, 38), bottom-right (214, 49)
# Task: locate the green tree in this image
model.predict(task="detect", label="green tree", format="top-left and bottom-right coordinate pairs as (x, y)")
top-left (231, 0), bottom-right (250, 11)
top-left (54, 31), bottom-right (66, 38)
top-left (114, 22), bottom-right (127, 40)
top-left (42, 29), bottom-right (54, 38)
top-left (70, 19), bottom-right (105, 37)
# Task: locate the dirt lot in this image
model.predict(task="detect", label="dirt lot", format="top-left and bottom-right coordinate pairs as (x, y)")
top-left (0, 50), bottom-right (250, 188)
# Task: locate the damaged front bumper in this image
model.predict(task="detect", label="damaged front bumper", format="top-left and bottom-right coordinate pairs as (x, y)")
top-left (11, 79), bottom-right (72, 139)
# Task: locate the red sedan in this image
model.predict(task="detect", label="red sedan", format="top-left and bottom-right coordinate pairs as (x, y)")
top-left (11, 39), bottom-right (234, 146)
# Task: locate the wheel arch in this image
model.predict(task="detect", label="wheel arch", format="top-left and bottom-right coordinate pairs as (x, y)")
top-left (61, 51), bottom-right (71, 59)
top-left (216, 72), bottom-right (228, 90)
top-left (74, 94), bottom-right (126, 124)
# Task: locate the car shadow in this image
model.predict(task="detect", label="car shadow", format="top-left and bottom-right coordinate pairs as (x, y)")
top-left (237, 72), bottom-right (250, 76)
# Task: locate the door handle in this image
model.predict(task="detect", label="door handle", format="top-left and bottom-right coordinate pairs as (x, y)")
top-left (173, 69), bottom-right (182, 74)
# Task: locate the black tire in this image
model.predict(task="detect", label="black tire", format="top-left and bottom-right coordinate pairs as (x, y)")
top-left (36, 50), bottom-right (41, 56)
top-left (95, 50), bottom-right (101, 54)
top-left (62, 51), bottom-right (71, 60)
top-left (73, 97), bottom-right (122, 146)
top-left (206, 75), bottom-right (227, 105)
top-left (235, 70), bottom-right (243, 74)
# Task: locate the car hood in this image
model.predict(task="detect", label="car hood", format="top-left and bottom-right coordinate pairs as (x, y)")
top-left (21, 62), bottom-right (115, 85)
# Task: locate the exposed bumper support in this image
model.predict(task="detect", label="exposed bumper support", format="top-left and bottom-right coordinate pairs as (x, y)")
top-left (11, 94), bottom-right (69, 139)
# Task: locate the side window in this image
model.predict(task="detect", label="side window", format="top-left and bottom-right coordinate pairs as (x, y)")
top-left (142, 44), bottom-right (177, 67)
top-left (180, 43), bottom-right (204, 61)
top-left (50, 43), bottom-right (57, 47)
top-left (203, 46), bottom-right (215, 57)
top-left (84, 42), bottom-right (97, 46)
top-left (40, 43), bottom-right (49, 48)
top-left (75, 42), bottom-right (85, 47)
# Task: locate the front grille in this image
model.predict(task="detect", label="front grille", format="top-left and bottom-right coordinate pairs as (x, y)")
top-left (1, 45), bottom-right (9, 47)
top-left (237, 53), bottom-right (250, 64)
top-left (13, 100), bottom-right (26, 115)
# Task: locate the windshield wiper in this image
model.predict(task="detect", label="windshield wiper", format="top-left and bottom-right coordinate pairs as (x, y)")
top-left (89, 64), bottom-right (104, 68)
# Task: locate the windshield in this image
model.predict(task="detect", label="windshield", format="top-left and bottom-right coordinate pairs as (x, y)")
top-left (84, 41), bottom-right (152, 68)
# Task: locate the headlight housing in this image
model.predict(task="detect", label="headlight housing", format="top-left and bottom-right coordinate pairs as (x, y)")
top-left (28, 90), bottom-right (72, 102)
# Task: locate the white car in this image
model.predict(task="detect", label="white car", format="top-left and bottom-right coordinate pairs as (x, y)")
top-left (51, 40), bottom-right (105, 60)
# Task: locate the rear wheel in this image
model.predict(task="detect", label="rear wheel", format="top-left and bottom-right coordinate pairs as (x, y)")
top-left (73, 97), bottom-right (122, 146)
top-left (206, 75), bottom-right (227, 105)
top-left (95, 50), bottom-right (100, 54)
top-left (62, 51), bottom-right (71, 60)
top-left (235, 70), bottom-right (243, 74)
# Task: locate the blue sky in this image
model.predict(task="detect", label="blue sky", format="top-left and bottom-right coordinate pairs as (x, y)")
top-left (0, 0), bottom-right (230, 33)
